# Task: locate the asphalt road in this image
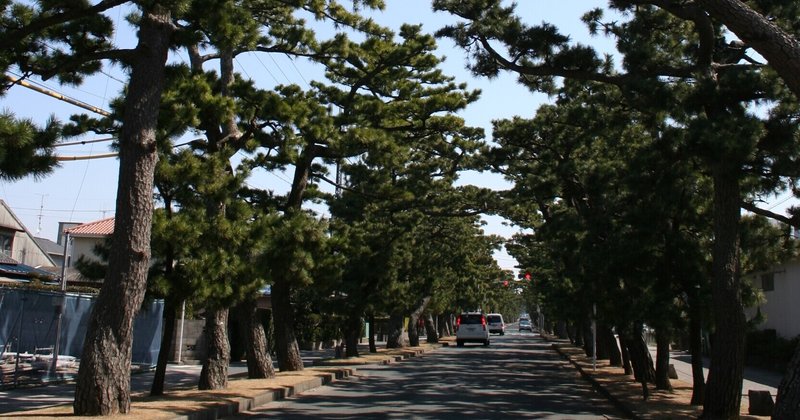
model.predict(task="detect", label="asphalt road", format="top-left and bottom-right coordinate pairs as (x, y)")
top-left (231, 331), bottom-right (624, 419)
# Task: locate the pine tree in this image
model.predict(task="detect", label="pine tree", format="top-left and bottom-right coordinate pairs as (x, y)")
top-left (434, 2), bottom-right (800, 415)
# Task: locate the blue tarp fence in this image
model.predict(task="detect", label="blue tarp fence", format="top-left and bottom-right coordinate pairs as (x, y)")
top-left (0, 287), bottom-right (163, 387)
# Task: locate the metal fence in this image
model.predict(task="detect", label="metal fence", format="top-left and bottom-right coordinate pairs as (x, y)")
top-left (0, 288), bottom-right (163, 388)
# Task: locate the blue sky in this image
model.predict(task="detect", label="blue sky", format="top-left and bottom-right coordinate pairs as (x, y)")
top-left (3, 1), bottom-right (796, 272)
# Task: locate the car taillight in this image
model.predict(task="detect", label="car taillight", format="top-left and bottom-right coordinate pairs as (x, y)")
top-left (455, 316), bottom-right (461, 331)
top-left (482, 316), bottom-right (486, 330)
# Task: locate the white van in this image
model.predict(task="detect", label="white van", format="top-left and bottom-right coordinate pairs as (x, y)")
top-left (486, 313), bottom-right (505, 335)
top-left (455, 312), bottom-right (490, 347)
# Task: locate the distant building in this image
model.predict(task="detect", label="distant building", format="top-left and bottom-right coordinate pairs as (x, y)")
top-left (34, 235), bottom-right (65, 268)
top-left (65, 217), bottom-right (114, 267)
top-left (745, 260), bottom-right (800, 339)
top-left (0, 200), bottom-right (57, 270)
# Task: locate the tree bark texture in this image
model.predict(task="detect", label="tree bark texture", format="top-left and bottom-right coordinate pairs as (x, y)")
top-left (150, 298), bottom-right (177, 396)
top-left (774, 341), bottom-right (800, 418)
top-left (344, 313), bottom-right (362, 358)
top-left (599, 325), bottom-right (622, 367)
top-left (619, 334), bottom-right (633, 376)
top-left (655, 327), bottom-right (673, 391)
top-left (368, 313), bottom-right (377, 353)
top-left (581, 320), bottom-right (593, 358)
top-left (240, 299), bottom-right (275, 379)
top-left (437, 314), bottom-right (451, 337)
top-left (556, 320), bottom-right (569, 339)
top-left (697, 0), bottom-right (800, 98)
top-left (271, 278), bottom-right (303, 371)
top-left (73, 7), bottom-right (171, 416)
top-left (688, 285), bottom-right (706, 405)
top-left (407, 297), bottom-right (429, 348)
top-left (386, 313), bottom-right (406, 348)
top-left (424, 314), bottom-right (438, 343)
top-left (198, 308), bottom-right (230, 390)
top-left (703, 166), bottom-right (746, 419)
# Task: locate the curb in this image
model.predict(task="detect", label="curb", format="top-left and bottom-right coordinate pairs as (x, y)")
top-left (169, 368), bottom-right (354, 420)
top-left (312, 345), bottom-right (435, 367)
top-left (550, 343), bottom-right (639, 420)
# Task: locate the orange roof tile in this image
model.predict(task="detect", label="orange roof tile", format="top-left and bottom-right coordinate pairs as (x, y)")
top-left (67, 217), bottom-right (115, 237)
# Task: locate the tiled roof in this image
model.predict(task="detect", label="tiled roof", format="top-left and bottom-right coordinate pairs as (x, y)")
top-left (34, 237), bottom-right (64, 255)
top-left (67, 217), bottom-right (115, 237)
top-left (0, 254), bottom-right (19, 265)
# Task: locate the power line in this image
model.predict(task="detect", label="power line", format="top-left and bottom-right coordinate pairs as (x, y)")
top-left (13, 207), bottom-right (114, 214)
top-left (268, 54), bottom-right (292, 84)
top-left (250, 52), bottom-right (281, 85)
top-left (286, 54), bottom-right (309, 87)
top-left (55, 137), bottom-right (116, 147)
top-left (5, 73), bottom-right (111, 116)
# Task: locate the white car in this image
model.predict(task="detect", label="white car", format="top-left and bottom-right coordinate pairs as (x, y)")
top-left (455, 312), bottom-right (490, 347)
top-left (486, 313), bottom-right (505, 335)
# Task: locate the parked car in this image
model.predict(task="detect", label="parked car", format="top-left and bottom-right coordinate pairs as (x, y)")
top-left (486, 313), bottom-right (505, 335)
top-left (519, 319), bottom-right (533, 332)
top-left (455, 312), bottom-right (490, 347)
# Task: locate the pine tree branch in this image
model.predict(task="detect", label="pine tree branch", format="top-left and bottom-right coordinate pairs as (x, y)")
top-left (0, 0), bottom-right (129, 51)
top-left (625, 0), bottom-right (716, 70)
top-left (38, 49), bottom-right (136, 80)
top-left (741, 201), bottom-right (800, 228)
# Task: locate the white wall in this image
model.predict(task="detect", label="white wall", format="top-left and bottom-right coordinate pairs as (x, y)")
top-left (69, 237), bottom-right (106, 266)
top-left (746, 260), bottom-right (800, 339)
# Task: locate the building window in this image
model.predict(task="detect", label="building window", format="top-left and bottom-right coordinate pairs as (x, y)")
top-left (761, 273), bottom-right (775, 292)
top-left (0, 231), bottom-right (13, 257)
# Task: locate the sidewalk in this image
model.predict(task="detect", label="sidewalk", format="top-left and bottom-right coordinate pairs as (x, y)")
top-left (543, 333), bottom-right (782, 419)
top-left (0, 341), bottom-right (442, 419)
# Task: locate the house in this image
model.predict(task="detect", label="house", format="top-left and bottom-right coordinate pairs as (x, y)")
top-left (745, 259), bottom-right (800, 340)
top-left (0, 200), bottom-right (57, 273)
top-left (64, 217), bottom-right (113, 265)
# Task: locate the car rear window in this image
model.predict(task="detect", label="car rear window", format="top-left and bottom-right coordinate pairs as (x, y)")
top-left (487, 315), bottom-right (502, 323)
top-left (459, 314), bottom-right (484, 324)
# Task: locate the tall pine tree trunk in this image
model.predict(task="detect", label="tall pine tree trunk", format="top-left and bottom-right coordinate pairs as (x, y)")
top-left (407, 297), bottom-right (429, 348)
top-left (582, 319), bottom-right (593, 358)
top-left (689, 294), bottom-right (706, 405)
top-left (73, 6), bottom-right (172, 415)
top-left (425, 314), bottom-right (438, 344)
top-left (198, 308), bottom-right (229, 390)
top-left (240, 298), bottom-right (274, 379)
top-left (344, 312), bottom-right (362, 358)
top-left (150, 298), bottom-right (177, 396)
top-left (386, 313), bottom-right (406, 348)
top-left (655, 327), bottom-right (673, 391)
top-left (271, 278), bottom-right (303, 371)
top-left (619, 333), bottom-right (633, 376)
top-left (599, 325), bottom-right (622, 367)
top-left (437, 314), bottom-right (450, 337)
top-left (703, 165), bottom-right (746, 418)
top-left (774, 341), bottom-right (800, 418)
top-left (407, 316), bottom-right (420, 347)
top-left (368, 313), bottom-right (377, 353)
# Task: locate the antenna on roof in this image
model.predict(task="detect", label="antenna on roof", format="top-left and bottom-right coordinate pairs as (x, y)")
top-left (36, 194), bottom-right (47, 235)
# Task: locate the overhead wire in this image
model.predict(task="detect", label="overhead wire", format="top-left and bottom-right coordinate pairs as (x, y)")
top-left (249, 52), bottom-right (281, 85)
top-left (268, 54), bottom-right (293, 84)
